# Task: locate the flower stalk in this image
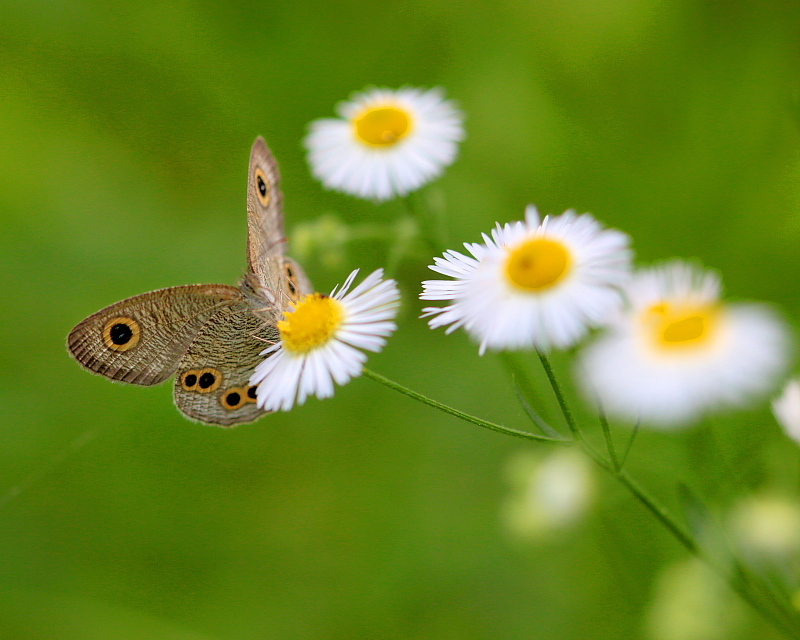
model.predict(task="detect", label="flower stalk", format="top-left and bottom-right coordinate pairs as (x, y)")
top-left (365, 362), bottom-right (800, 639)
top-left (363, 368), bottom-right (566, 444)
top-left (539, 354), bottom-right (800, 639)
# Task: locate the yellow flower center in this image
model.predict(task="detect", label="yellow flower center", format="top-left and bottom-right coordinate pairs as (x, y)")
top-left (353, 106), bottom-right (412, 147)
top-left (644, 301), bottom-right (719, 350)
top-left (505, 238), bottom-right (572, 291)
top-left (278, 293), bottom-right (345, 354)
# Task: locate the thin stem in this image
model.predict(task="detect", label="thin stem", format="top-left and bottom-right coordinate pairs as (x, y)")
top-left (363, 369), bottom-right (566, 444)
top-left (511, 378), bottom-right (567, 440)
top-left (534, 354), bottom-right (800, 638)
top-left (536, 351), bottom-right (580, 439)
top-left (366, 361), bottom-right (800, 637)
top-left (614, 469), bottom-right (697, 553)
top-left (497, 352), bottom-right (551, 421)
top-left (598, 409), bottom-right (620, 471)
top-left (618, 420), bottom-right (640, 470)
top-left (537, 350), bottom-right (607, 463)
top-left (602, 448), bottom-right (798, 635)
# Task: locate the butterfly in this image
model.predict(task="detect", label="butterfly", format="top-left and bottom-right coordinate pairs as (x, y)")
top-left (67, 138), bottom-right (312, 426)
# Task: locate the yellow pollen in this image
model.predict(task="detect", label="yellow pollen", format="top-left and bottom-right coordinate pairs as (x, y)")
top-left (278, 293), bottom-right (344, 354)
top-left (354, 106), bottom-right (412, 146)
top-left (505, 238), bottom-right (572, 291)
top-left (644, 302), bottom-right (719, 349)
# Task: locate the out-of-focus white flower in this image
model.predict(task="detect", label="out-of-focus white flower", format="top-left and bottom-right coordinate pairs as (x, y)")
top-left (305, 86), bottom-right (464, 201)
top-left (772, 378), bottom-right (800, 445)
top-left (729, 495), bottom-right (800, 559)
top-left (501, 449), bottom-right (594, 540)
top-left (251, 269), bottom-right (400, 412)
top-left (578, 261), bottom-right (791, 428)
top-left (645, 558), bottom-right (745, 640)
top-left (421, 205), bottom-right (632, 354)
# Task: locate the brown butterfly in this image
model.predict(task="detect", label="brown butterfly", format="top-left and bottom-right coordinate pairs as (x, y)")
top-left (67, 138), bottom-right (312, 426)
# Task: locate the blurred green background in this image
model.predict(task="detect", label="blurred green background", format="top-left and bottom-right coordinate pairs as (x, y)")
top-left (3, 1), bottom-right (800, 638)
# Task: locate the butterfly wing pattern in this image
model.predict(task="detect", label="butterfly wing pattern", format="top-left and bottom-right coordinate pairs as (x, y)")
top-left (67, 285), bottom-right (243, 386)
top-left (68, 137), bottom-right (310, 426)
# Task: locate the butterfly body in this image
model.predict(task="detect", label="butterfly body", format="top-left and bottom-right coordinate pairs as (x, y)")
top-left (67, 138), bottom-right (311, 426)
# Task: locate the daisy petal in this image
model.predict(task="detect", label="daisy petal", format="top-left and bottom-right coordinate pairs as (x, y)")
top-left (305, 87), bottom-right (465, 202)
top-left (420, 206), bottom-right (632, 353)
top-left (251, 269), bottom-right (401, 411)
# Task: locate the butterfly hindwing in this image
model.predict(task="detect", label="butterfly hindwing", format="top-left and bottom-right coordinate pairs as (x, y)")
top-left (173, 301), bottom-right (278, 426)
top-left (67, 284), bottom-right (243, 386)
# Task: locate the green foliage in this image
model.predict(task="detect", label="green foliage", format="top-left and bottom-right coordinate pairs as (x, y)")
top-left (2, 0), bottom-right (800, 637)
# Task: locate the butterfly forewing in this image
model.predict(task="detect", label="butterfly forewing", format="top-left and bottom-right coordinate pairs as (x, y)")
top-left (67, 285), bottom-right (243, 386)
top-left (245, 137), bottom-right (314, 318)
top-left (246, 137), bottom-right (286, 314)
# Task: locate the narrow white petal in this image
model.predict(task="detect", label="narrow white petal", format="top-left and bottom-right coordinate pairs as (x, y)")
top-left (251, 268), bottom-right (399, 411)
top-left (578, 261), bottom-right (791, 428)
top-left (305, 87), bottom-right (464, 201)
top-left (420, 208), bottom-right (632, 353)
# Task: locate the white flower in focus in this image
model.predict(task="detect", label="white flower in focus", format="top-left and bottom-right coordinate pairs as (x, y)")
top-left (250, 269), bottom-right (400, 412)
top-left (305, 86), bottom-right (464, 201)
top-left (421, 205), bottom-right (632, 353)
top-left (578, 261), bottom-right (791, 428)
top-left (772, 378), bottom-right (800, 445)
top-left (501, 449), bottom-right (594, 540)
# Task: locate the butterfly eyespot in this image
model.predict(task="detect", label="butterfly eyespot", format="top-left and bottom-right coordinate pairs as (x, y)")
top-left (181, 370), bottom-right (200, 391)
top-left (102, 317), bottom-right (141, 352)
top-left (254, 167), bottom-right (270, 207)
top-left (220, 387), bottom-right (246, 410)
top-left (246, 385), bottom-right (258, 402)
top-left (195, 367), bottom-right (222, 393)
top-left (284, 261), bottom-right (300, 300)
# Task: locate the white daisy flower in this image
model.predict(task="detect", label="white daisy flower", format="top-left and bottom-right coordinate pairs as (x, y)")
top-left (250, 269), bottom-right (400, 412)
top-left (772, 378), bottom-right (800, 445)
top-left (420, 205), bottom-right (632, 353)
top-left (305, 86), bottom-right (464, 201)
top-left (578, 261), bottom-right (791, 428)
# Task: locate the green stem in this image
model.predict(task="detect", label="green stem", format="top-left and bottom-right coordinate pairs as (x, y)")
top-left (536, 351), bottom-right (580, 439)
top-left (535, 354), bottom-right (698, 553)
top-left (364, 363), bottom-right (800, 637)
top-left (535, 354), bottom-right (800, 638)
top-left (363, 369), bottom-right (566, 444)
top-left (615, 469), bottom-right (697, 553)
top-left (598, 409), bottom-right (620, 471)
top-left (497, 352), bottom-right (550, 421)
top-left (618, 420), bottom-right (640, 470)
top-left (617, 467), bottom-right (798, 636)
